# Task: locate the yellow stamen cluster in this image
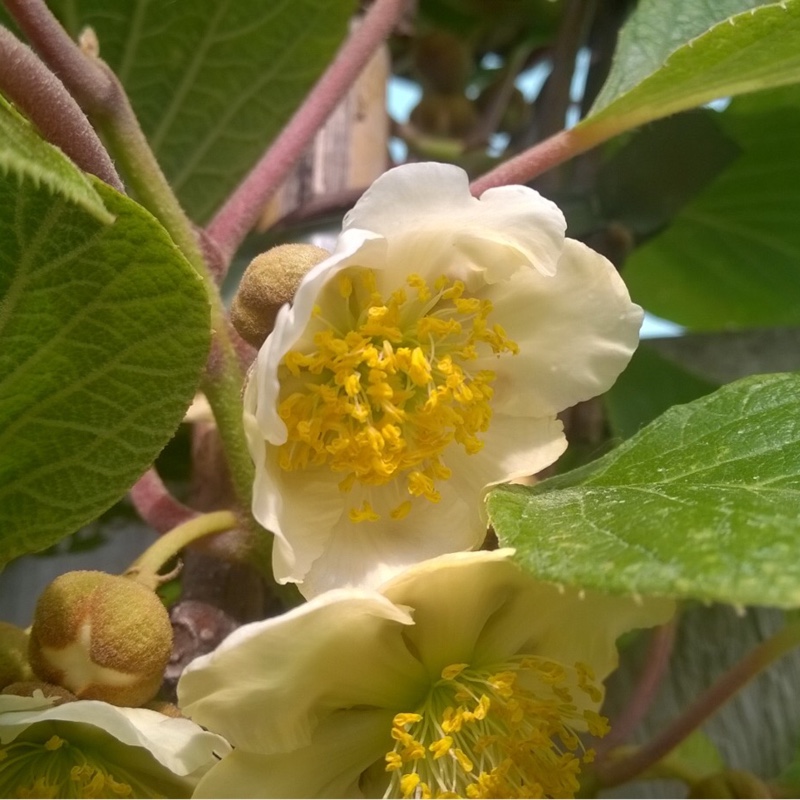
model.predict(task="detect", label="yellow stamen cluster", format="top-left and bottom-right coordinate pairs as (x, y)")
top-left (0, 734), bottom-right (135, 798)
top-left (383, 657), bottom-right (608, 799)
top-left (277, 269), bottom-right (519, 521)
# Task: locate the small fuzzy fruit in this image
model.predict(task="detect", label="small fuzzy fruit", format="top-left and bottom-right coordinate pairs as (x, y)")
top-left (413, 31), bottom-right (471, 93)
top-left (28, 571), bottom-right (172, 708)
top-left (0, 622), bottom-right (33, 689)
top-left (410, 93), bottom-right (478, 139)
top-left (231, 244), bottom-right (330, 348)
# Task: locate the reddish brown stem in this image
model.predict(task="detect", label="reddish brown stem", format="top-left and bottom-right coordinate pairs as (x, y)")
top-left (596, 620), bottom-right (800, 789)
top-left (130, 468), bottom-right (197, 534)
top-left (2, 0), bottom-right (114, 111)
top-left (470, 126), bottom-right (604, 196)
top-left (596, 619), bottom-right (677, 758)
top-left (0, 25), bottom-right (122, 190)
top-left (205, 0), bottom-right (411, 268)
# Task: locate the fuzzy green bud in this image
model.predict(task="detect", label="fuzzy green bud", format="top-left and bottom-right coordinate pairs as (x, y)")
top-left (231, 244), bottom-right (330, 348)
top-left (28, 571), bottom-right (172, 707)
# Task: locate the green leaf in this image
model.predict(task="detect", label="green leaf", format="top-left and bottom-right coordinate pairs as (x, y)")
top-left (0, 97), bottom-right (112, 224)
top-left (596, 110), bottom-right (739, 238)
top-left (624, 86), bottom-right (800, 329)
top-left (605, 344), bottom-right (718, 439)
top-left (0, 105), bottom-right (210, 569)
top-left (581, 0), bottom-right (800, 138)
top-left (487, 373), bottom-right (800, 608)
top-left (50, 0), bottom-right (356, 223)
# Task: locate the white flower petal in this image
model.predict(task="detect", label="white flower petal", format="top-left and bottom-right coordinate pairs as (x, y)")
top-left (193, 709), bottom-right (391, 799)
top-left (178, 589), bottom-right (426, 754)
top-left (243, 163), bottom-right (641, 595)
top-left (0, 696), bottom-right (228, 776)
top-left (343, 163), bottom-right (566, 279)
top-left (446, 413), bottom-right (567, 495)
top-left (380, 550), bottom-right (674, 682)
top-left (478, 238), bottom-right (643, 418)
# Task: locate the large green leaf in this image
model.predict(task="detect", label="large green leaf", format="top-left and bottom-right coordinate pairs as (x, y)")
top-left (624, 86), bottom-right (800, 329)
top-left (0, 102), bottom-right (210, 568)
top-left (0, 97), bottom-right (112, 223)
top-left (50, 0), bottom-right (355, 223)
top-left (580, 0), bottom-right (800, 140)
top-left (487, 373), bottom-right (800, 608)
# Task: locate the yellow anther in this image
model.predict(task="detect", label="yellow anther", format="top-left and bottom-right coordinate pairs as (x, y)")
top-left (391, 501), bottom-right (413, 520)
top-left (429, 737), bottom-right (453, 759)
top-left (454, 748), bottom-right (474, 773)
top-left (441, 663), bottom-right (469, 680)
top-left (277, 269), bottom-right (519, 518)
top-left (394, 712), bottom-right (423, 727)
top-left (400, 772), bottom-right (421, 798)
top-left (44, 736), bottom-right (65, 751)
top-left (338, 274), bottom-right (353, 298)
top-left (349, 501), bottom-right (380, 523)
top-left (386, 752), bottom-right (404, 772)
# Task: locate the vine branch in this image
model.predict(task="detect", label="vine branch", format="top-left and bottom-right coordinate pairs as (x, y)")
top-left (0, 25), bottom-right (122, 190)
top-left (596, 619), bottom-right (800, 789)
top-left (205, 0), bottom-right (411, 269)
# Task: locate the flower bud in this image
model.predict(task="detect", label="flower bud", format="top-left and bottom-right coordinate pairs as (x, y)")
top-left (231, 244), bottom-right (330, 348)
top-left (0, 621), bottom-right (33, 689)
top-left (28, 571), bottom-right (172, 707)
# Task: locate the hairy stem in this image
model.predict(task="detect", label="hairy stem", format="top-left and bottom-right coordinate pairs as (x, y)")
top-left (596, 619), bottom-right (677, 758)
top-left (596, 619), bottom-right (800, 789)
top-left (129, 468), bottom-right (198, 534)
top-left (470, 125), bottom-right (606, 195)
top-left (0, 25), bottom-right (121, 190)
top-left (206, 0), bottom-right (411, 268)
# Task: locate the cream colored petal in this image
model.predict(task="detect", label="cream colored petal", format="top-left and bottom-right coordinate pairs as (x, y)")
top-left (246, 423), bottom-right (345, 585)
top-left (178, 590), bottom-right (425, 754)
top-left (0, 699), bottom-right (227, 776)
top-left (379, 550), bottom-right (674, 685)
top-left (193, 708), bottom-right (392, 799)
top-left (296, 480), bottom-right (488, 598)
top-left (445, 413), bottom-right (567, 500)
top-left (472, 580), bottom-right (675, 683)
top-left (342, 163), bottom-right (566, 280)
top-left (380, 550), bottom-right (526, 676)
top-left (477, 238), bottom-right (643, 418)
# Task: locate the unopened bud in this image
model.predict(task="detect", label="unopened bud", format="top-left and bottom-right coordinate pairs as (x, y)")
top-left (231, 244), bottom-right (330, 348)
top-left (0, 622), bottom-right (34, 689)
top-left (28, 571), bottom-right (172, 707)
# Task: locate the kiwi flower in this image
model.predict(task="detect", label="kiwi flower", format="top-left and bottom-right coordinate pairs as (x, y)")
top-left (0, 691), bottom-right (230, 798)
top-left (243, 162), bottom-right (643, 596)
top-left (178, 549), bottom-right (674, 799)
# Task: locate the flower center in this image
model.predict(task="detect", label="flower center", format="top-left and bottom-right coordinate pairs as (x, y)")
top-left (382, 657), bottom-right (609, 799)
top-left (0, 734), bottom-right (134, 798)
top-left (277, 270), bottom-right (519, 522)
